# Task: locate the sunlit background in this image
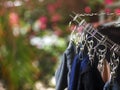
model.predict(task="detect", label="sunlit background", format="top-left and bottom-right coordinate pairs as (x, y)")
top-left (0, 0), bottom-right (120, 90)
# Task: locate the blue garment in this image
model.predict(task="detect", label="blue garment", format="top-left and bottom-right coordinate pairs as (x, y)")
top-left (55, 41), bottom-right (76, 90)
top-left (69, 53), bottom-right (104, 90)
top-left (103, 79), bottom-right (120, 90)
top-left (77, 55), bottom-right (105, 90)
top-left (69, 54), bottom-right (82, 90)
top-left (116, 62), bottom-right (120, 85)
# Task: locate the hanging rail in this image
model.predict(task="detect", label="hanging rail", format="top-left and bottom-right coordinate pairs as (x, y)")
top-left (69, 13), bottom-right (120, 56)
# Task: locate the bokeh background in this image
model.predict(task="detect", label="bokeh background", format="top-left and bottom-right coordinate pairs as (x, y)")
top-left (0, 0), bottom-right (120, 90)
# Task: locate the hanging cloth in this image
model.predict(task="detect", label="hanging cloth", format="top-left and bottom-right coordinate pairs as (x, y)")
top-left (69, 53), bottom-right (82, 90)
top-left (103, 79), bottom-right (120, 90)
top-left (77, 55), bottom-right (105, 90)
top-left (55, 41), bottom-right (76, 90)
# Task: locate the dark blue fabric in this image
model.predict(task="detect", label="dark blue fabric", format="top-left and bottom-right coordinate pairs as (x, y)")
top-left (77, 55), bottom-right (105, 90)
top-left (116, 59), bottom-right (120, 85)
top-left (55, 41), bottom-right (76, 90)
top-left (103, 79), bottom-right (120, 90)
top-left (69, 54), bottom-right (82, 90)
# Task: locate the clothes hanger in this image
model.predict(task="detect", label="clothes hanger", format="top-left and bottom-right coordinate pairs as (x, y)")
top-left (109, 52), bottom-right (119, 82)
top-left (98, 17), bottom-right (120, 28)
top-left (70, 12), bottom-right (120, 56)
top-left (69, 13), bottom-right (86, 46)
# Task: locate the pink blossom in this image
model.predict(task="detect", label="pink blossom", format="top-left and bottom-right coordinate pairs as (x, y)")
top-left (9, 12), bottom-right (19, 25)
top-left (105, 0), bottom-right (113, 5)
top-left (38, 16), bottom-right (48, 30)
top-left (39, 16), bottom-right (48, 24)
top-left (84, 6), bottom-right (91, 13)
top-left (114, 8), bottom-right (120, 15)
top-left (105, 8), bottom-right (111, 14)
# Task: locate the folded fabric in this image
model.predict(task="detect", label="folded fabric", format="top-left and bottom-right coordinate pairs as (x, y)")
top-left (55, 41), bottom-right (76, 90)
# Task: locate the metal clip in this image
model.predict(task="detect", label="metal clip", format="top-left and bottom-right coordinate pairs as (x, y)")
top-left (110, 52), bottom-right (119, 79)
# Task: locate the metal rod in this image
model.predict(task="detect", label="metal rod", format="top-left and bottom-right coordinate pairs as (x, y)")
top-left (69, 14), bottom-right (120, 56)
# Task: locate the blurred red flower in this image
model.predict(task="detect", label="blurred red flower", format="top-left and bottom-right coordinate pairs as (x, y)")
top-left (84, 6), bottom-right (91, 13)
top-left (105, 0), bottom-right (113, 5)
top-left (114, 8), bottom-right (120, 15)
top-left (38, 16), bottom-right (48, 30)
top-left (105, 8), bottom-right (111, 14)
top-left (39, 16), bottom-right (48, 24)
top-left (9, 12), bottom-right (19, 26)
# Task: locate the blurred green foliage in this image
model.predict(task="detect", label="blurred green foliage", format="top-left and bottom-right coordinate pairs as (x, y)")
top-left (0, 0), bottom-right (104, 89)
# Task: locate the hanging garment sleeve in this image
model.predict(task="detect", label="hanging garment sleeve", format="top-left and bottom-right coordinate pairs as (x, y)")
top-left (55, 41), bottom-right (76, 90)
top-left (55, 53), bottom-right (68, 90)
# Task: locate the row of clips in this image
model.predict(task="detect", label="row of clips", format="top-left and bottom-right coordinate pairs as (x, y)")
top-left (69, 12), bottom-right (120, 80)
